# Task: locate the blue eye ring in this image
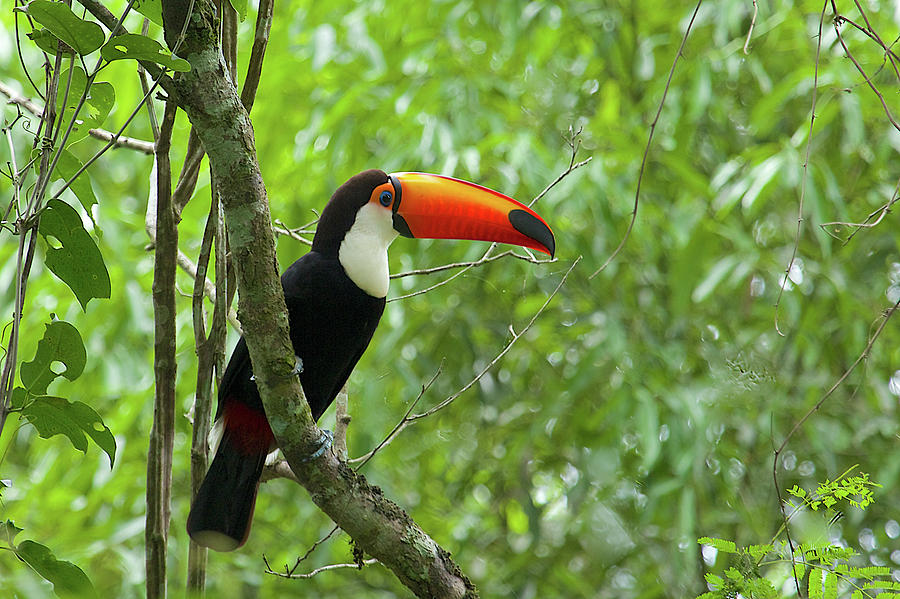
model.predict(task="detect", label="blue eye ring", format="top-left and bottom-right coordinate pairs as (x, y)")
top-left (379, 190), bottom-right (393, 206)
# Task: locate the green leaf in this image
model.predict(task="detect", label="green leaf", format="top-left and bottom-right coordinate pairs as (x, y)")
top-left (100, 34), bottom-right (190, 72)
top-left (808, 567), bottom-right (824, 599)
top-left (133, 0), bottom-right (163, 26)
top-left (746, 544), bottom-right (774, 560)
top-left (228, 0), bottom-right (248, 20)
top-left (38, 199), bottom-right (111, 310)
top-left (10, 386), bottom-right (28, 409)
top-left (27, 28), bottom-right (66, 55)
top-left (1, 520), bottom-right (24, 545)
top-left (19, 320), bottom-right (86, 396)
top-left (22, 397), bottom-right (116, 467)
top-left (53, 67), bottom-right (115, 144)
top-left (698, 537), bottom-right (737, 554)
top-left (788, 484), bottom-right (807, 499)
top-left (54, 150), bottom-right (98, 214)
top-left (14, 539), bottom-right (97, 598)
top-left (23, 0), bottom-right (105, 56)
top-left (823, 569), bottom-right (836, 599)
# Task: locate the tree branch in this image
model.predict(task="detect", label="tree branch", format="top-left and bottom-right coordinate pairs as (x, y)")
top-left (0, 78), bottom-right (156, 153)
top-left (160, 2), bottom-right (476, 596)
top-left (146, 99), bottom-right (178, 599)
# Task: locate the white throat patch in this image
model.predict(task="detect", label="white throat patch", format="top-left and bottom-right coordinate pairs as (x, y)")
top-left (338, 202), bottom-right (398, 298)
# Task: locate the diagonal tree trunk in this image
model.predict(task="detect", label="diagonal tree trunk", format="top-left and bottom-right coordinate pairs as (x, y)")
top-left (158, 2), bottom-right (477, 597)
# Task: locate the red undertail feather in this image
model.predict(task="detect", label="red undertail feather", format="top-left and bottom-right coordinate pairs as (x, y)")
top-left (186, 400), bottom-right (274, 551)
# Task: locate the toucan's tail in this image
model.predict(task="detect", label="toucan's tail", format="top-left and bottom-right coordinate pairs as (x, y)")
top-left (186, 409), bottom-right (272, 552)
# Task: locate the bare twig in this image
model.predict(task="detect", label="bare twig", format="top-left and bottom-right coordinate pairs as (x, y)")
top-left (819, 176), bottom-right (900, 243)
top-left (832, 15), bottom-right (900, 132)
top-left (591, 1), bottom-right (702, 279)
top-left (261, 524), bottom-right (342, 577)
top-left (744, 0), bottom-right (758, 54)
top-left (391, 250), bottom-right (554, 279)
top-left (1, 81), bottom-right (155, 152)
top-left (170, 130), bottom-right (205, 221)
top-left (352, 257), bottom-right (581, 466)
top-left (351, 363), bottom-right (444, 470)
top-left (273, 217), bottom-right (317, 246)
top-left (264, 555), bottom-right (378, 579)
top-left (772, 1), bottom-right (828, 337)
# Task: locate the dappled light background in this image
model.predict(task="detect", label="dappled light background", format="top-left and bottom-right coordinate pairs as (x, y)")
top-left (1, 1), bottom-right (899, 597)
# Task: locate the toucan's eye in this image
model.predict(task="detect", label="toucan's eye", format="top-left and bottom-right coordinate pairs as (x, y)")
top-left (379, 190), bottom-right (393, 206)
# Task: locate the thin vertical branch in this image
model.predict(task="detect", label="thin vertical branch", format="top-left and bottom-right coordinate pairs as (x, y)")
top-left (221, 0), bottom-right (238, 82)
top-left (0, 43), bottom-right (63, 438)
top-left (186, 186), bottom-right (226, 593)
top-left (773, 0), bottom-right (828, 336)
top-left (241, 0), bottom-right (275, 112)
top-left (590, 1), bottom-right (702, 279)
top-left (333, 384), bottom-right (350, 460)
top-left (146, 99), bottom-right (178, 599)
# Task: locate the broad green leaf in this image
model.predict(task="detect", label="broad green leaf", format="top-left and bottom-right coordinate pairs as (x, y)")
top-left (9, 386), bottom-right (28, 409)
top-left (27, 28), bottom-right (65, 55)
top-left (54, 149), bottom-right (98, 214)
top-left (228, 0), bottom-right (248, 20)
top-left (100, 34), bottom-right (190, 72)
top-left (133, 0), bottom-right (163, 26)
top-left (24, 0), bottom-right (105, 56)
top-left (19, 320), bottom-right (86, 396)
top-left (1, 520), bottom-right (24, 545)
top-left (14, 539), bottom-right (97, 598)
top-left (74, 81), bottom-right (114, 141)
top-left (54, 67), bottom-right (115, 144)
top-left (38, 199), bottom-right (110, 310)
top-left (22, 397), bottom-right (116, 467)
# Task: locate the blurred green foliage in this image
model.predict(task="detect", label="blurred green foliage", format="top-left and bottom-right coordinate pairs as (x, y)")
top-left (1, 0), bottom-right (899, 597)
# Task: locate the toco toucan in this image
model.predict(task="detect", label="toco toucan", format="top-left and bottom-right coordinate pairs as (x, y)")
top-left (186, 169), bottom-right (555, 551)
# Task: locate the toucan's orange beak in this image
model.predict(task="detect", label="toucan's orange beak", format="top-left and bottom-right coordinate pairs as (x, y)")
top-left (387, 172), bottom-right (555, 257)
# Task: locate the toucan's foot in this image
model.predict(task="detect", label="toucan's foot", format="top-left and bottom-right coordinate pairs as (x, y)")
top-left (249, 357), bottom-right (303, 383)
top-left (291, 355), bottom-right (305, 376)
top-left (301, 428), bottom-right (333, 462)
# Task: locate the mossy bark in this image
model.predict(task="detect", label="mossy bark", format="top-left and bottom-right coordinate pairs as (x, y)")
top-left (159, 2), bottom-right (476, 596)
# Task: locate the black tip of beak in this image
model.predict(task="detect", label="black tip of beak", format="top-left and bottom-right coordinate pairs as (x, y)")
top-left (509, 209), bottom-right (556, 258)
top-left (392, 214), bottom-right (414, 238)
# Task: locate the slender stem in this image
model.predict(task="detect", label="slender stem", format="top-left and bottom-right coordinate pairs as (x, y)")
top-left (145, 100), bottom-right (178, 599)
top-left (590, 1), bottom-right (702, 279)
top-left (352, 257), bottom-right (581, 466)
